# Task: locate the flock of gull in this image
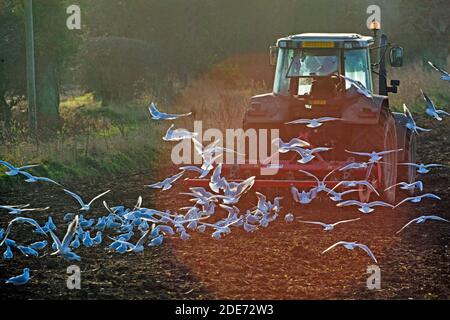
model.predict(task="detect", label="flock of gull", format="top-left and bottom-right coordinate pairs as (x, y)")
top-left (0, 61), bottom-right (449, 286)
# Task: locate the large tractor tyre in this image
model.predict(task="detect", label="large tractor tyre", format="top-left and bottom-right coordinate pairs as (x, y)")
top-left (350, 109), bottom-right (398, 203)
top-left (397, 132), bottom-right (417, 196)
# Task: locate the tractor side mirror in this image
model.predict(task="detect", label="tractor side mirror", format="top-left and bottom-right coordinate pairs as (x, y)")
top-left (269, 46), bottom-right (278, 66)
top-left (390, 46), bottom-right (403, 67)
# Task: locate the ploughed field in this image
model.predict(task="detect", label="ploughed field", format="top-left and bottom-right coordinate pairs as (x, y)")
top-left (0, 116), bottom-right (449, 300)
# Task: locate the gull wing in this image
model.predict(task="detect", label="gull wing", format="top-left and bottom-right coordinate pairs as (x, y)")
top-left (149, 102), bottom-right (162, 119)
top-left (396, 217), bottom-right (420, 234)
top-left (336, 200), bottom-right (362, 207)
top-left (64, 189), bottom-right (86, 207)
top-left (425, 164), bottom-right (447, 168)
top-left (344, 149), bottom-right (371, 157)
top-left (427, 215), bottom-right (450, 223)
top-left (285, 118), bottom-right (311, 125)
top-left (37, 176), bottom-right (61, 186)
top-left (377, 149), bottom-right (403, 156)
top-left (428, 61), bottom-right (450, 77)
top-left (421, 193), bottom-right (441, 201)
top-left (398, 163), bottom-right (421, 168)
top-left (1, 217), bottom-right (46, 246)
top-left (0, 160), bottom-right (15, 170)
top-left (317, 117), bottom-right (342, 123)
top-left (393, 197), bottom-right (414, 209)
top-left (333, 218), bottom-right (361, 226)
top-left (369, 201), bottom-right (394, 208)
top-left (167, 172), bottom-right (185, 184)
top-left (61, 215), bottom-right (79, 249)
top-left (298, 169), bottom-right (320, 187)
top-left (297, 220), bottom-right (327, 228)
top-left (421, 89), bottom-right (436, 111)
top-left (356, 244), bottom-right (378, 264)
top-left (385, 182), bottom-right (401, 192)
top-left (322, 241), bottom-right (349, 254)
top-left (49, 230), bottom-right (63, 253)
top-left (17, 164), bottom-right (40, 170)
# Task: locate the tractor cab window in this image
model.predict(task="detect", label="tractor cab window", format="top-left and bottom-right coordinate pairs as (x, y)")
top-left (287, 49), bottom-right (339, 77)
top-left (344, 49), bottom-right (372, 92)
top-left (273, 48), bottom-right (340, 97)
top-left (273, 48), bottom-right (295, 95)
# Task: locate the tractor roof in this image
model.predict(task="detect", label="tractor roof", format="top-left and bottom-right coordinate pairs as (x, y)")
top-left (277, 33), bottom-right (374, 49)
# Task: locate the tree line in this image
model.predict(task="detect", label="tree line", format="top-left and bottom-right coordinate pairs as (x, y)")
top-left (0, 0), bottom-right (448, 133)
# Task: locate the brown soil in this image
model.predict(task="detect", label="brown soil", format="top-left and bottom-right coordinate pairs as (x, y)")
top-left (0, 116), bottom-right (449, 300)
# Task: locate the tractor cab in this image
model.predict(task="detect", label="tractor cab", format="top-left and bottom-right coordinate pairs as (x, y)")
top-left (270, 33), bottom-right (403, 100)
top-left (271, 34), bottom-right (374, 100)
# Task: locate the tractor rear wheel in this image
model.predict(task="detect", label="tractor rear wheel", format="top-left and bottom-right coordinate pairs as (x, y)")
top-left (351, 109), bottom-right (398, 203)
top-left (397, 132), bottom-right (417, 196)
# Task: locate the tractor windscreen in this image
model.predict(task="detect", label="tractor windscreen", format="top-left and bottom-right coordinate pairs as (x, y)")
top-left (286, 49), bottom-right (339, 78)
top-left (273, 48), bottom-right (340, 96)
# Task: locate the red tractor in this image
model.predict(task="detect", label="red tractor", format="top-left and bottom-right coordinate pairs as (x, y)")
top-left (187, 33), bottom-right (416, 203)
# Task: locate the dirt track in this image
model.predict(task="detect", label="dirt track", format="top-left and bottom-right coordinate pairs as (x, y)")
top-left (0, 115), bottom-right (449, 300)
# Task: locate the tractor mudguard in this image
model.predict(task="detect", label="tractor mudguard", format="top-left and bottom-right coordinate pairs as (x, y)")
top-left (244, 93), bottom-right (290, 125)
top-left (340, 94), bottom-right (386, 125)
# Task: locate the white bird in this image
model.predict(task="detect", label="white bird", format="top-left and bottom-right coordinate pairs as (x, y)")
top-left (331, 180), bottom-right (380, 197)
top-left (403, 104), bottom-right (431, 134)
top-left (394, 193), bottom-right (441, 209)
top-left (337, 200), bottom-right (394, 214)
top-left (396, 215), bottom-right (450, 234)
top-left (222, 176), bottom-right (256, 205)
top-left (385, 181), bottom-right (424, 193)
top-left (64, 189), bottom-right (111, 212)
top-left (291, 146), bottom-right (332, 164)
top-left (397, 163), bottom-right (447, 174)
top-left (147, 172), bottom-right (185, 191)
top-left (339, 162), bottom-right (372, 171)
top-left (199, 218), bottom-right (242, 239)
top-left (328, 189), bottom-right (359, 202)
top-left (163, 124), bottom-right (198, 142)
top-left (192, 138), bottom-right (244, 161)
top-left (17, 171), bottom-right (61, 186)
top-left (180, 164), bottom-right (215, 179)
top-left (298, 218), bottom-right (361, 231)
top-left (291, 186), bottom-right (317, 205)
top-left (181, 188), bottom-right (228, 206)
top-left (209, 163), bottom-right (227, 193)
top-left (285, 117), bottom-right (342, 128)
top-left (297, 169), bottom-right (332, 194)
top-left (0, 204), bottom-right (49, 215)
top-left (420, 89), bottom-right (449, 121)
top-left (344, 149), bottom-right (402, 163)
top-left (341, 75), bottom-right (373, 98)
top-left (0, 217), bottom-right (47, 246)
top-left (272, 137), bottom-right (310, 150)
top-left (49, 215), bottom-right (80, 261)
top-left (322, 241), bottom-right (378, 263)
top-left (428, 61), bottom-right (450, 82)
top-left (0, 160), bottom-right (39, 176)
top-left (148, 102), bottom-right (192, 120)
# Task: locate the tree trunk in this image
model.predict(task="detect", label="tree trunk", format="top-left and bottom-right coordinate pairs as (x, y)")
top-left (35, 63), bottom-right (62, 133)
top-left (0, 91), bottom-right (12, 132)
